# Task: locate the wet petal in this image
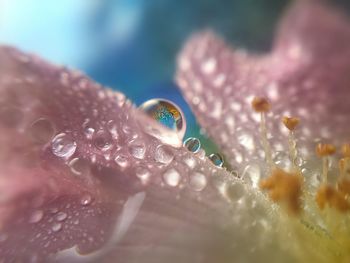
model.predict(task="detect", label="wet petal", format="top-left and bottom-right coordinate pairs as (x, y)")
top-left (0, 46), bottom-right (295, 263)
top-left (176, 0), bottom-right (350, 175)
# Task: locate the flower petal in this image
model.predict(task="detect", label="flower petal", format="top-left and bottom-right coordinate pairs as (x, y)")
top-left (176, 0), bottom-right (350, 175)
top-left (0, 46), bottom-right (296, 263)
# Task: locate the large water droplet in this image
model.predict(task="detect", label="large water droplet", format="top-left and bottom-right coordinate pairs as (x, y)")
top-left (93, 130), bottom-right (112, 151)
top-left (139, 98), bottom-right (186, 140)
top-left (29, 118), bottom-right (55, 144)
top-left (128, 141), bottom-right (146, 160)
top-left (183, 137), bottom-right (201, 153)
top-left (29, 210), bottom-right (44, 223)
top-left (163, 168), bottom-right (180, 187)
top-left (51, 133), bottom-right (77, 158)
top-left (189, 172), bottom-right (207, 191)
top-left (115, 154), bottom-right (129, 168)
top-left (209, 153), bottom-right (224, 167)
top-left (154, 145), bottom-right (174, 165)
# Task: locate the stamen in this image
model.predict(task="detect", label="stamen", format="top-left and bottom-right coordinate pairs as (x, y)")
top-left (316, 143), bottom-right (336, 184)
top-left (260, 168), bottom-right (303, 215)
top-left (337, 143), bottom-right (350, 195)
top-left (252, 97), bottom-right (273, 167)
top-left (282, 116), bottom-right (300, 170)
top-left (316, 184), bottom-right (350, 212)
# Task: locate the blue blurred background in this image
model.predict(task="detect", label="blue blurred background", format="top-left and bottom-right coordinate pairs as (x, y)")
top-left (1, 0), bottom-right (349, 149)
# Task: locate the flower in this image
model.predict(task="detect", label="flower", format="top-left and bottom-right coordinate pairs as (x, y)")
top-left (1, 1), bottom-right (350, 262)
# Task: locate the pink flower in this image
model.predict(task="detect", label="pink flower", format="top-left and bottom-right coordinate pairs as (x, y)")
top-left (1, 1), bottom-right (350, 262)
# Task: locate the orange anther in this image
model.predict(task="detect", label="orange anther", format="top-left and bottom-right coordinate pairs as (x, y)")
top-left (342, 143), bottom-right (350, 157)
top-left (251, 97), bottom-right (270, 113)
top-left (316, 143), bottom-right (336, 157)
top-left (282, 116), bottom-right (300, 131)
top-left (260, 168), bottom-right (303, 215)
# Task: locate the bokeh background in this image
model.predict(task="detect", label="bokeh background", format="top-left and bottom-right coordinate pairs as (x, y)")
top-left (1, 0), bottom-right (349, 150)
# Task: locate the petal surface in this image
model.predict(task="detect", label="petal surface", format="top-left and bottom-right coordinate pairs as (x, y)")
top-left (0, 46), bottom-right (296, 263)
top-left (176, 0), bottom-right (350, 178)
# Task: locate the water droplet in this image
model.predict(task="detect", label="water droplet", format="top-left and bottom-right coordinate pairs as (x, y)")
top-left (81, 194), bottom-right (93, 206)
top-left (209, 153), bottom-right (224, 167)
top-left (93, 130), bottom-right (113, 151)
top-left (29, 118), bottom-right (55, 144)
top-left (183, 156), bottom-right (196, 169)
top-left (128, 141), bottom-right (146, 159)
top-left (51, 133), bottom-right (77, 158)
top-left (84, 127), bottom-right (95, 139)
top-left (56, 212), bottom-right (67, 222)
top-left (225, 183), bottom-right (245, 201)
top-left (197, 149), bottom-right (206, 160)
top-left (52, 222), bottom-right (62, 232)
top-left (82, 119), bottom-right (95, 139)
top-left (29, 210), bottom-right (44, 223)
top-left (106, 120), bottom-right (118, 139)
top-left (154, 145), bottom-right (174, 165)
top-left (183, 137), bottom-right (201, 153)
top-left (114, 154), bottom-right (129, 168)
top-left (242, 164), bottom-right (261, 188)
top-left (294, 156), bottom-right (304, 167)
top-left (189, 172), bottom-right (207, 191)
top-left (163, 168), bottom-right (180, 187)
top-left (139, 98), bottom-right (186, 140)
top-left (135, 167), bottom-right (151, 183)
top-left (68, 158), bottom-right (90, 175)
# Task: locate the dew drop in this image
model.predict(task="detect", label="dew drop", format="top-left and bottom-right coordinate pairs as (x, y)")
top-left (56, 212), bottom-right (67, 222)
top-left (29, 210), bottom-right (44, 224)
top-left (106, 120), bottom-right (118, 139)
top-left (29, 118), bottom-right (55, 144)
top-left (52, 222), bottom-right (62, 232)
top-left (135, 166), bottom-right (151, 183)
top-left (154, 145), bottom-right (174, 165)
top-left (163, 168), bottom-right (180, 187)
top-left (183, 137), bottom-right (201, 153)
top-left (183, 156), bottom-right (197, 169)
top-left (51, 133), bottom-right (77, 159)
top-left (128, 141), bottom-right (146, 159)
top-left (81, 194), bottom-right (93, 206)
top-left (93, 130), bottom-right (113, 151)
top-left (242, 164), bottom-right (261, 188)
top-left (189, 172), bottom-right (207, 191)
top-left (209, 153), bottom-right (224, 167)
top-left (68, 158), bottom-right (90, 175)
top-left (82, 119), bottom-right (95, 139)
top-left (225, 182), bottom-right (245, 201)
top-left (139, 98), bottom-right (186, 140)
top-left (114, 154), bottom-right (129, 168)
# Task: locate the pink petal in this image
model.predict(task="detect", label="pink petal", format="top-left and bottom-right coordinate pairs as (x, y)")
top-left (0, 46), bottom-right (293, 262)
top-left (176, 1), bottom-right (350, 176)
